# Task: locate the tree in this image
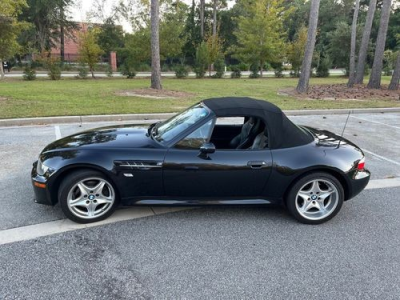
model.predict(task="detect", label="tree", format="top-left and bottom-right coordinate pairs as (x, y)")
top-left (326, 22), bottom-right (353, 70)
top-left (159, 1), bottom-right (188, 61)
top-left (348, 0), bottom-right (360, 87)
top-left (200, 0), bottom-right (205, 38)
top-left (388, 51), bottom-right (400, 91)
top-left (287, 25), bottom-right (307, 77)
top-left (78, 27), bottom-right (103, 79)
top-left (233, 0), bottom-right (287, 77)
top-left (212, 0), bottom-right (217, 37)
top-left (150, 0), bottom-right (162, 89)
top-left (194, 41), bottom-right (208, 78)
top-left (20, 0), bottom-right (76, 53)
top-left (296, 0), bottom-right (321, 93)
top-left (205, 32), bottom-right (223, 76)
top-left (0, 0), bottom-right (27, 79)
top-left (97, 17), bottom-right (125, 55)
top-left (354, 0), bottom-right (377, 84)
top-left (182, 0), bottom-right (202, 63)
top-left (367, 0), bottom-right (392, 89)
top-left (388, 52), bottom-right (399, 90)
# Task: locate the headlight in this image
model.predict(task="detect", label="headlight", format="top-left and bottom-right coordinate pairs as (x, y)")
top-left (36, 158), bottom-right (55, 176)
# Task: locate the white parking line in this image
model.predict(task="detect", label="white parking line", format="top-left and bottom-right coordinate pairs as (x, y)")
top-left (0, 207), bottom-right (188, 246)
top-left (54, 125), bottom-right (62, 139)
top-left (365, 177), bottom-right (400, 190)
top-left (351, 115), bottom-right (400, 130)
top-left (363, 149), bottom-right (400, 166)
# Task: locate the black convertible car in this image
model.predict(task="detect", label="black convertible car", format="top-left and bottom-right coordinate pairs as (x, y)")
top-left (32, 97), bottom-right (370, 224)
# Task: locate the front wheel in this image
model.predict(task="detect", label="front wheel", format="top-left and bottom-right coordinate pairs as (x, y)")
top-left (286, 172), bottom-right (344, 224)
top-left (58, 170), bottom-right (118, 223)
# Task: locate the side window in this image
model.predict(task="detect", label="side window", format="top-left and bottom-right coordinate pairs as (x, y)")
top-left (210, 117), bottom-right (268, 150)
top-left (215, 117), bottom-right (245, 125)
top-left (175, 120), bottom-right (214, 150)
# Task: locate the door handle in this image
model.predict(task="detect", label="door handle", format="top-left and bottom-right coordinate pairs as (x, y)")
top-left (247, 161), bottom-right (267, 169)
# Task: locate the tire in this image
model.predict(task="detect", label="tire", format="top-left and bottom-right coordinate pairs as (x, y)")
top-left (286, 172), bottom-right (344, 225)
top-left (58, 170), bottom-right (119, 224)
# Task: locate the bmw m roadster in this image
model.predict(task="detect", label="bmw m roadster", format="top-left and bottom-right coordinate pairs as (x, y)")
top-left (32, 97), bottom-right (370, 224)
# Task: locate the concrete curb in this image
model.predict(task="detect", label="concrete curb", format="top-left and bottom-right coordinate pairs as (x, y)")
top-left (1, 107), bottom-right (400, 127)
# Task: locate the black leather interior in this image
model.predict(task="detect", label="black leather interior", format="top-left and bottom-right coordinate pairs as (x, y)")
top-left (229, 118), bottom-right (261, 149)
top-left (251, 126), bottom-right (269, 149)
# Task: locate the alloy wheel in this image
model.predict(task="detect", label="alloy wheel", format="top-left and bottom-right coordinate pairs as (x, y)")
top-left (67, 177), bottom-right (115, 220)
top-left (295, 179), bottom-right (339, 221)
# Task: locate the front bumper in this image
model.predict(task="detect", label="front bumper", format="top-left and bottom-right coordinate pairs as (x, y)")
top-left (31, 161), bottom-right (55, 206)
top-left (346, 168), bottom-right (371, 200)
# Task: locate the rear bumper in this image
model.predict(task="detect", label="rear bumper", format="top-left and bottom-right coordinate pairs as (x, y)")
top-left (31, 161), bottom-right (54, 206)
top-left (346, 169), bottom-right (371, 200)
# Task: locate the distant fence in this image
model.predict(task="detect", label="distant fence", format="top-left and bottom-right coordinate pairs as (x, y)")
top-left (22, 53), bottom-right (110, 65)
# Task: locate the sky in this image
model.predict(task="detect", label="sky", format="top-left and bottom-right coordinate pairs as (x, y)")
top-left (69, 0), bottom-right (234, 33)
top-left (70, 0), bottom-right (134, 32)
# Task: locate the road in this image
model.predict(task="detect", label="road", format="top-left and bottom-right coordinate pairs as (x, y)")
top-left (0, 112), bottom-right (400, 299)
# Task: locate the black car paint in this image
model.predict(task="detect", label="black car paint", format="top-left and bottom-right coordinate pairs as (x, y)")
top-left (32, 117), bottom-right (370, 207)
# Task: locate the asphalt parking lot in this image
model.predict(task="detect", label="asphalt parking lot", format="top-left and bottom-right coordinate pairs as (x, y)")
top-left (1, 112), bottom-right (400, 299)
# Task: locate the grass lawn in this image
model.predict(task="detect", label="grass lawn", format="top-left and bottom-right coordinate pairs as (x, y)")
top-left (0, 76), bottom-right (399, 119)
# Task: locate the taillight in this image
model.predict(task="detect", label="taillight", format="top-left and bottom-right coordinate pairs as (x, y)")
top-left (357, 157), bottom-right (365, 171)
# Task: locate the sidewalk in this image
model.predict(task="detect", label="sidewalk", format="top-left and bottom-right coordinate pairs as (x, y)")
top-left (3, 69), bottom-right (347, 78)
top-left (1, 107), bottom-right (400, 127)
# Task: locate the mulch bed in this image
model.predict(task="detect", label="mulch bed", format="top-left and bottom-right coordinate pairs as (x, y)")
top-left (280, 84), bottom-right (400, 101)
top-left (115, 88), bottom-right (195, 99)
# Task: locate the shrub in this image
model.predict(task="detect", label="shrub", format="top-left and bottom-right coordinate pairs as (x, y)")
top-left (121, 63), bottom-right (136, 79)
top-left (76, 63), bottom-right (88, 79)
top-left (230, 66), bottom-right (241, 78)
top-left (383, 66), bottom-right (392, 76)
top-left (23, 65), bottom-right (36, 81)
top-left (106, 64), bottom-right (113, 77)
top-left (270, 62), bottom-right (284, 78)
top-left (174, 64), bottom-right (189, 79)
top-left (249, 62), bottom-right (260, 79)
top-left (48, 63), bottom-right (61, 80)
top-left (316, 56), bottom-right (331, 77)
top-left (161, 64), bottom-right (170, 72)
top-left (213, 57), bottom-right (225, 78)
top-left (238, 62), bottom-right (249, 71)
top-left (137, 63), bottom-right (151, 72)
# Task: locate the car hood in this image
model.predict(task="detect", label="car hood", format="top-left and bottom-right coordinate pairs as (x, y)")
top-left (42, 124), bottom-right (158, 152)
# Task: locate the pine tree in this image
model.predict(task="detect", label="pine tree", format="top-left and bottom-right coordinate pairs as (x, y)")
top-left (150, 0), bottom-right (162, 89)
top-left (296, 0), bottom-right (321, 93)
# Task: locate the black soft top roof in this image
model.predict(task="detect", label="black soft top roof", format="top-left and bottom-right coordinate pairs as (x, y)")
top-left (203, 97), bottom-right (313, 149)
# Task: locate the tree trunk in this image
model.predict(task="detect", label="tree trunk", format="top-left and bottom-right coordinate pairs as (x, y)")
top-left (354, 0), bottom-right (377, 84)
top-left (200, 0), bottom-right (205, 38)
top-left (213, 0), bottom-right (217, 37)
top-left (260, 60), bottom-right (263, 78)
top-left (150, 0), bottom-right (162, 90)
top-left (347, 0), bottom-right (360, 87)
top-left (90, 67), bottom-right (95, 79)
top-left (367, 0), bottom-right (392, 89)
top-left (388, 53), bottom-right (400, 90)
top-left (0, 60), bottom-right (4, 80)
top-left (296, 0), bottom-right (321, 93)
top-left (60, 7), bottom-right (65, 64)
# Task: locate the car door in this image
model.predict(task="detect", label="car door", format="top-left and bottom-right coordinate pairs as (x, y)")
top-left (163, 119), bottom-right (273, 198)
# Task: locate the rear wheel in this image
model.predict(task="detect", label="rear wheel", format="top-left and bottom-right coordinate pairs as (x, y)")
top-left (58, 170), bottom-right (118, 223)
top-left (286, 172), bottom-right (344, 224)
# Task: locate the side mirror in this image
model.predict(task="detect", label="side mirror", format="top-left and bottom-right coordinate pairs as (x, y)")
top-left (199, 142), bottom-right (216, 155)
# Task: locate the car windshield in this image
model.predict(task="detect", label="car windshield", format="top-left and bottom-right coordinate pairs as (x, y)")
top-left (153, 104), bottom-right (210, 143)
